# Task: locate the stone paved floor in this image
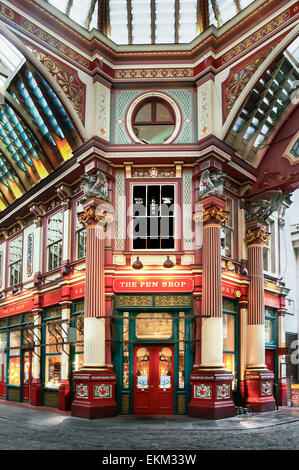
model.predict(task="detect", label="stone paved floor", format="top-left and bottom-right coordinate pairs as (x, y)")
top-left (0, 402), bottom-right (299, 450)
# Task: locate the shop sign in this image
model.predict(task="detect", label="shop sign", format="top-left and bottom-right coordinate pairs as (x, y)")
top-left (221, 284), bottom-right (241, 299)
top-left (113, 277), bottom-right (194, 293)
top-left (264, 293), bottom-right (280, 308)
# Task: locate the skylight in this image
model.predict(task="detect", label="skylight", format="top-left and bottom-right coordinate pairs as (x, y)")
top-left (0, 34), bottom-right (24, 89)
top-left (44, 0), bottom-right (258, 44)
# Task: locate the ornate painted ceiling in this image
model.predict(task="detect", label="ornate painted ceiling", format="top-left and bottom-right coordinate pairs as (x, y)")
top-left (42, 0), bottom-right (257, 44)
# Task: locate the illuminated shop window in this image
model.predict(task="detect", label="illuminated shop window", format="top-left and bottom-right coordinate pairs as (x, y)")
top-left (0, 328), bottom-right (7, 384)
top-left (8, 235), bottom-right (22, 287)
top-left (135, 313), bottom-right (172, 339)
top-left (76, 201), bottom-right (86, 259)
top-left (47, 211), bottom-right (63, 271)
top-left (221, 197), bottom-right (234, 258)
top-left (71, 301), bottom-right (84, 373)
top-left (263, 220), bottom-right (275, 274)
top-left (44, 309), bottom-right (62, 389)
top-left (132, 99), bottom-right (175, 144)
top-left (132, 185), bottom-right (175, 250)
top-left (8, 327), bottom-right (21, 386)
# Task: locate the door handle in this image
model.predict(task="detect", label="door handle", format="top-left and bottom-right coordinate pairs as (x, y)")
top-left (150, 385), bottom-right (153, 388)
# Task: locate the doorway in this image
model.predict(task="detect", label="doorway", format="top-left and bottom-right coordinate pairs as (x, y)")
top-left (133, 345), bottom-right (174, 414)
top-left (23, 350), bottom-right (33, 401)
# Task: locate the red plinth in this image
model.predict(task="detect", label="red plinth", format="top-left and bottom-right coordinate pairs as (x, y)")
top-left (245, 369), bottom-right (276, 412)
top-left (30, 380), bottom-right (42, 406)
top-left (278, 378), bottom-right (288, 406)
top-left (71, 369), bottom-right (117, 419)
top-left (58, 381), bottom-right (71, 411)
top-left (188, 370), bottom-right (235, 419)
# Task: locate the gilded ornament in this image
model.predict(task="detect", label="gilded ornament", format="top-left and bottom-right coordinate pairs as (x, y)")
top-left (245, 228), bottom-right (270, 245)
top-left (203, 206), bottom-right (228, 225)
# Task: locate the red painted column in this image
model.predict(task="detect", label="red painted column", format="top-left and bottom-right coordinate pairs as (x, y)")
top-left (189, 195), bottom-right (235, 419)
top-left (245, 222), bottom-right (275, 412)
top-left (71, 196), bottom-right (117, 419)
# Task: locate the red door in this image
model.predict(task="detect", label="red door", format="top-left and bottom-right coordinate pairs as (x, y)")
top-left (133, 345), bottom-right (174, 415)
top-left (23, 351), bottom-right (33, 401)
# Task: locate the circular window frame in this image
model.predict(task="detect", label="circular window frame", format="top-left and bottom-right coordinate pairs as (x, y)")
top-left (126, 92), bottom-right (182, 144)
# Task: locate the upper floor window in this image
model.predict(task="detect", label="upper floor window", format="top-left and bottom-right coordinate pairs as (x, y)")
top-left (132, 185), bottom-right (174, 250)
top-left (47, 211), bottom-right (63, 271)
top-left (263, 220), bottom-right (275, 273)
top-left (8, 235), bottom-right (22, 286)
top-left (221, 197), bottom-right (234, 258)
top-left (132, 98), bottom-right (175, 144)
top-left (76, 201), bottom-right (86, 259)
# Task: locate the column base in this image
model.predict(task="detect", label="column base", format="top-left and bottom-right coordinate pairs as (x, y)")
top-left (245, 369), bottom-right (276, 412)
top-left (30, 380), bottom-right (42, 406)
top-left (278, 378), bottom-right (288, 406)
top-left (188, 369), bottom-right (235, 420)
top-left (58, 381), bottom-right (71, 411)
top-left (71, 368), bottom-right (117, 419)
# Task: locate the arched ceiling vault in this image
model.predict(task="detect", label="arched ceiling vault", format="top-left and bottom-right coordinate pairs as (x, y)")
top-left (225, 34), bottom-right (299, 170)
top-left (0, 28), bottom-right (86, 210)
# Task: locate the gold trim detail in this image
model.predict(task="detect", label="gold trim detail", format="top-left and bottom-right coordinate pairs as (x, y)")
top-left (245, 228), bottom-right (270, 245)
top-left (155, 296), bottom-right (191, 306)
top-left (203, 206), bottom-right (228, 225)
top-left (78, 207), bottom-right (113, 229)
top-left (117, 296), bottom-right (153, 306)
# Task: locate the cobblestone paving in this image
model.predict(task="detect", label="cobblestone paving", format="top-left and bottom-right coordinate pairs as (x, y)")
top-left (0, 403), bottom-right (299, 450)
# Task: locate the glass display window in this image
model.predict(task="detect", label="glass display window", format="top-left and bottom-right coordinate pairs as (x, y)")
top-left (135, 312), bottom-right (172, 339)
top-left (9, 330), bottom-right (20, 356)
top-left (45, 354), bottom-right (61, 388)
top-left (8, 357), bottom-right (20, 386)
top-left (136, 347), bottom-right (150, 388)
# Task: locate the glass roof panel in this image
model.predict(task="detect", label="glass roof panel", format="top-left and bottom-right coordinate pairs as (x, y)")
top-left (132, 0), bottom-right (151, 44)
top-left (109, 0), bottom-right (128, 44)
top-left (0, 34), bottom-right (24, 88)
top-left (155, 0), bottom-right (175, 44)
top-left (179, 0), bottom-right (197, 43)
top-left (43, 0), bottom-right (260, 44)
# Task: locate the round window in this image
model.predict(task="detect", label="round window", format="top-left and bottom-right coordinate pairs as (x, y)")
top-left (126, 92), bottom-right (181, 144)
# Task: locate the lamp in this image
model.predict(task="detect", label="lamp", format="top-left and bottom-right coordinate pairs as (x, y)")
top-left (12, 286), bottom-right (19, 294)
top-left (163, 256), bottom-right (174, 268)
top-left (132, 256), bottom-right (143, 270)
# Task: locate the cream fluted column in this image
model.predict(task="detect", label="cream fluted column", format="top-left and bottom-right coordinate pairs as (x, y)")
top-left (189, 195), bottom-right (235, 419)
top-left (200, 200), bottom-right (226, 369)
top-left (71, 188), bottom-right (117, 419)
top-left (244, 222), bottom-right (275, 411)
top-left (79, 199), bottom-right (109, 368)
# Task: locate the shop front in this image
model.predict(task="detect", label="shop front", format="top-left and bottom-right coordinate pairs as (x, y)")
top-left (113, 294), bottom-right (193, 415)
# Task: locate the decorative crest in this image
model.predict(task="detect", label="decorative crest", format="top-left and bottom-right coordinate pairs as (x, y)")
top-left (244, 190), bottom-right (292, 223)
top-left (199, 170), bottom-right (226, 199)
top-left (81, 170), bottom-right (109, 203)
